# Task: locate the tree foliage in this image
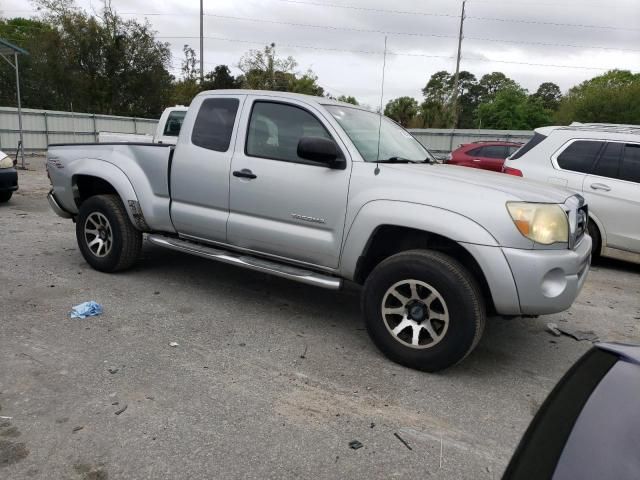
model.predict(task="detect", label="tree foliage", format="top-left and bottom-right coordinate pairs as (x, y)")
top-left (0, 0), bottom-right (173, 116)
top-left (532, 82), bottom-right (562, 111)
top-left (384, 96), bottom-right (419, 127)
top-left (336, 95), bottom-right (358, 105)
top-left (555, 70), bottom-right (640, 125)
top-left (476, 86), bottom-right (552, 129)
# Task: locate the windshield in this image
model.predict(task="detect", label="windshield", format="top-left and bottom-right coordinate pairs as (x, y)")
top-left (325, 105), bottom-right (432, 163)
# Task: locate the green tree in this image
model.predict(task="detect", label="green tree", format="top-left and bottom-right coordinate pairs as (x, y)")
top-left (555, 70), bottom-right (640, 124)
top-left (384, 96), bottom-right (419, 127)
top-left (237, 43), bottom-right (296, 90)
top-left (0, 0), bottom-right (173, 116)
top-left (202, 65), bottom-right (241, 90)
top-left (420, 71), bottom-right (454, 127)
top-left (476, 86), bottom-right (552, 129)
top-left (532, 82), bottom-right (562, 111)
top-left (336, 95), bottom-right (358, 105)
top-left (288, 70), bottom-right (324, 96)
top-left (478, 72), bottom-right (519, 103)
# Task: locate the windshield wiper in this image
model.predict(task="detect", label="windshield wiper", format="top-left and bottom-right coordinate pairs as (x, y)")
top-left (378, 156), bottom-right (424, 164)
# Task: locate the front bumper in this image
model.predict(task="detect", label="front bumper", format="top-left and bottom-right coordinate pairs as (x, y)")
top-left (47, 190), bottom-right (73, 218)
top-left (0, 167), bottom-right (18, 192)
top-left (503, 235), bottom-right (592, 315)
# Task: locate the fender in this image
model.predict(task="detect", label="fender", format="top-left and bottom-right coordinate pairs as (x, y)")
top-left (69, 159), bottom-right (144, 229)
top-left (339, 200), bottom-right (500, 280)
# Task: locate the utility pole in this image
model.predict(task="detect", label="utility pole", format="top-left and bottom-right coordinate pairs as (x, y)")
top-left (199, 0), bottom-right (204, 84)
top-left (451, 0), bottom-right (466, 129)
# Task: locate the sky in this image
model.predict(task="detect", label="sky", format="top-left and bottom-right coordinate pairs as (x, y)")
top-left (1, 0), bottom-right (639, 108)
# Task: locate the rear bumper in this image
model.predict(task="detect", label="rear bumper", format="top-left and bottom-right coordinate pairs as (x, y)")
top-left (0, 168), bottom-right (18, 192)
top-left (503, 235), bottom-right (592, 315)
top-left (47, 189), bottom-right (73, 218)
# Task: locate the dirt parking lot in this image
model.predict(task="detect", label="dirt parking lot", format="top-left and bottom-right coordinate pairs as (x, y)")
top-left (1, 158), bottom-right (639, 480)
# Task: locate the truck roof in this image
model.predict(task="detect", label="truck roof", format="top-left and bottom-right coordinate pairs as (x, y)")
top-left (195, 89), bottom-right (369, 110)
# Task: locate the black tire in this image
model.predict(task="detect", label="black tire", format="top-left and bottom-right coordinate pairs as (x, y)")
top-left (76, 194), bottom-right (142, 272)
top-left (0, 191), bottom-right (12, 203)
top-left (362, 250), bottom-right (486, 372)
top-left (587, 219), bottom-right (601, 260)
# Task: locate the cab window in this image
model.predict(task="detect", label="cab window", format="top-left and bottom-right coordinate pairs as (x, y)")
top-left (246, 101), bottom-right (332, 164)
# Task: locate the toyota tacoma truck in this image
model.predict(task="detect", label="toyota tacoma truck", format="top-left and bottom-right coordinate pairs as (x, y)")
top-left (46, 90), bottom-right (591, 372)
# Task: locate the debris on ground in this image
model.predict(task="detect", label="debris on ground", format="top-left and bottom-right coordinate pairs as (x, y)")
top-left (168, 342), bottom-right (179, 347)
top-left (114, 405), bottom-right (128, 416)
top-left (370, 423), bottom-right (375, 428)
top-left (546, 323), bottom-right (599, 342)
top-left (107, 367), bottom-right (119, 374)
top-left (300, 345), bottom-right (308, 359)
top-left (348, 440), bottom-right (363, 450)
top-left (546, 323), bottom-right (562, 336)
top-left (72, 426), bottom-right (84, 433)
top-left (393, 432), bottom-right (413, 450)
top-left (70, 301), bottom-right (103, 319)
top-left (558, 326), bottom-right (599, 342)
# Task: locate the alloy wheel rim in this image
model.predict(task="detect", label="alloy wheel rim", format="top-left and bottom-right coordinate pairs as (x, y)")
top-left (84, 212), bottom-right (113, 258)
top-left (381, 279), bottom-right (450, 349)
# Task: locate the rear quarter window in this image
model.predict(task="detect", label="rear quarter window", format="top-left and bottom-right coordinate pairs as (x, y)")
top-left (510, 133), bottom-right (547, 160)
top-left (191, 98), bottom-right (240, 152)
top-left (621, 144), bottom-right (640, 183)
top-left (557, 140), bottom-right (604, 174)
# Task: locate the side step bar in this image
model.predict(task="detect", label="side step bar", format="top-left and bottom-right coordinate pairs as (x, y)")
top-left (147, 234), bottom-right (342, 290)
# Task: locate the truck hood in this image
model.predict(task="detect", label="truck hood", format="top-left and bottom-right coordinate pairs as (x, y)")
top-left (385, 163), bottom-right (573, 204)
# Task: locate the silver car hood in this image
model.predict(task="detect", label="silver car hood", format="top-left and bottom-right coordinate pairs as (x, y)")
top-left (385, 163), bottom-right (573, 204)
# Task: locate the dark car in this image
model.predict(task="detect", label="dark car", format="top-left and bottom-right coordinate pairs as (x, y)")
top-left (503, 342), bottom-right (640, 480)
top-left (0, 149), bottom-right (18, 203)
top-left (446, 141), bottom-right (523, 172)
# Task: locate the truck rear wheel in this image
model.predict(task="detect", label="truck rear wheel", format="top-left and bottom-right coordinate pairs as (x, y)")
top-left (76, 194), bottom-right (142, 272)
top-left (362, 250), bottom-right (485, 372)
top-left (0, 191), bottom-right (12, 203)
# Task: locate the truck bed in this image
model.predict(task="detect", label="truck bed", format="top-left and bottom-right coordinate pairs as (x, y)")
top-left (47, 142), bottom-right (175, 232)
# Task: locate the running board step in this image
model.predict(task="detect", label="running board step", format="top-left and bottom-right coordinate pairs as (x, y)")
top-left (147, 234), bottom-right (342, 290)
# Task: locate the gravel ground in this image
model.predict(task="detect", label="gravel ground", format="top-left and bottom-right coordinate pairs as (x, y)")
top-left (1, 158), bottom-right (639, 480)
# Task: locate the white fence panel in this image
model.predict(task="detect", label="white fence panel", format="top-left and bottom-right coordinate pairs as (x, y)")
top-left (0, 106), bottom-right (159, 152)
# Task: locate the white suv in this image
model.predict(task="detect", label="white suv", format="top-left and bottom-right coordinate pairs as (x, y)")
top-left (503, 123), bottom-right (640, 264)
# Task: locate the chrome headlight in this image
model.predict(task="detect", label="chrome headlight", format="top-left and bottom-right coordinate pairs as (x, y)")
top-left (507, 202), bottom-right (569, 245)
top-left (0, 155), bottom-right (13, 169)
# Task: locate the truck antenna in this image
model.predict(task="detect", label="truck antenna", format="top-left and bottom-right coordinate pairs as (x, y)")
top-left (374, 35), bottom-right (388, 175)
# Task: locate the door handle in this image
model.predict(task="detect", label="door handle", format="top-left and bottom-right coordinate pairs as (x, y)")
top-left (233, 169), bottom-right (257, 180)
top-left (590, 183), bottom-right (611, 192)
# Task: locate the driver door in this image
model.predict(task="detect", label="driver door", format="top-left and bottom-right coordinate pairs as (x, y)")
top-left (227, 96), bottom-right (352, 269)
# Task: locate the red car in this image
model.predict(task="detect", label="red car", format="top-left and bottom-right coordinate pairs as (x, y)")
top-left (446, 141), bottom-right (523, 172)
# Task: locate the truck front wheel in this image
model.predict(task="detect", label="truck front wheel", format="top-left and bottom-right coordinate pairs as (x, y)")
top-left (362, 250), bottom-right (485, 372)
top-left (76, 194), bottom-right (142, 272)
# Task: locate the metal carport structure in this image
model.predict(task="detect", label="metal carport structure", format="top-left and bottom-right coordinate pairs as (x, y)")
top-left (0, 38), bottom-right (29, 168)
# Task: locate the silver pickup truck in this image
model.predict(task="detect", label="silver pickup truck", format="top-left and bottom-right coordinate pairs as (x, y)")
top-left (47, 90), bottom-right (591, 372)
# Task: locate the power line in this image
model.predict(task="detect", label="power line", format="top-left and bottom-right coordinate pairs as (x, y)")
top-left (462, 56), bottom-right (631, 71)
top-left (273, 0), bottom-right (459, 18)
top-left (271, 0), bottom-right (640, 32)
top-left (467, 15), bottom-right (640, 32)
top-left (200, 13), bottom-right (640, 53)
top-left (162, 34), bottom-right (633, 72)
top-left (158, 34), bottom-right (456, 59)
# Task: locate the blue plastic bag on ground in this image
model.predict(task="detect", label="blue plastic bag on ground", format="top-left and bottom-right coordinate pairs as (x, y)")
top-left (70, 301), bottom-right (103, 319)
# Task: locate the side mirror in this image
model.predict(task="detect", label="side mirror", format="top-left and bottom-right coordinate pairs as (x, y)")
top-left (297, 137), bottom-right (344, 169)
